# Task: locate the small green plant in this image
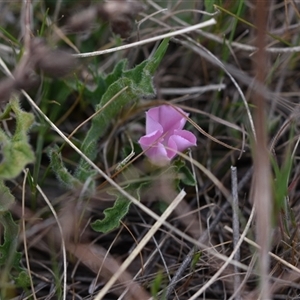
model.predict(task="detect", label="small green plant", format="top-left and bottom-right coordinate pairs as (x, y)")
top-left (0, 97), bottom-right (34, 296)
top-left (151, 270), bottom-right (166, 300)
top-left (49, 39), bottom-right (171, 233)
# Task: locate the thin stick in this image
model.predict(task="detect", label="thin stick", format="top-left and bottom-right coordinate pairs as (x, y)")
top-left (74, 19), bottom-right (216, 58)
top-left (32, 177), bottom-right (68, 300)
top-left (231, 166), bottom-right (241, 300)
top-left (22, 169), bottom-right (38, 300)
top-left (252, 1), bottom-right (272, 299)
top-left (93, 190), bottom-right (187, 300)
top-left (160, 83), bottom-right (226, 95)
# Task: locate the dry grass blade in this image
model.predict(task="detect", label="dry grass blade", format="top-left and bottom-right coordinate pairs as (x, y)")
top-left (188, 205), bottom-right (255, 300)
top-left (172, 36), bottom-right (256, 140)
top-left (94, 190), bottom-right (186, 300)
top-left (74, 19), bottom-right (216, 58)
top-left (165, 201), bottom-right (230, 299)
top-left (231, 166), bottom-right (241, 300)
top-left (31, 178), bottom-right (67, 300)
top-left (21, 169), bottom-right (37, 300)
top-left (160, 83), bottom-right (226, 95)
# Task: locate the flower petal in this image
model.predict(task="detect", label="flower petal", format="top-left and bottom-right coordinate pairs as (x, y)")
top-left (138, 130), bottom-right (163, 150)
top-left (145, 109), bottom-right (164, 135)
top-left (165, 137), bottom-right (178, 159)
top-left (147, 105), bottom-right (188, 135)
top-left (139, 105), bottom-right (197, 165)
top-left (145, 143), bottom-right (170, 165)
top-left (166, 130), bottom-right (197, 158)
top-left (138, 130), bottom-right (170, 165)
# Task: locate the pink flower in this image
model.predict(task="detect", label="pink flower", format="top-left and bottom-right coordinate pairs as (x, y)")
top-left (138, 105), bottom-right (197, 166)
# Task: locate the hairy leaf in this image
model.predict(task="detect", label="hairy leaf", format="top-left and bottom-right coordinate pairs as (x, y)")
top-left (48, 145), bottom-right (82, 188)
top-left (91, 175), bottom-right (145, 233)
top-left (75, 38), bottom-right (169, 182)
top-left (0, 98), bottom-right (35, 179)
top-left (0, 211), bottom-right (30, 287)
top-left (91, 195), bottom-right (131, 233)
top-left (0, 180), bottom-right (15, 212)
top-left (0, 211), bottom-right (20, 266)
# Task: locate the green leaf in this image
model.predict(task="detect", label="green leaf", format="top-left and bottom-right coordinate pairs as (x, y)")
top-left (191, 251), bottom-right (202, 270)
top-left (0, 26), bottom-right (20, 46)
top-left (0, 211), bottom-right (30, 288)
top-left (83, 60), bottom-right (127, 108)
top-left (14, 270), bottom-right (31, 289)
top-left (0, 100), bottom-right (13, 121)
top-left (271, 127), bottom-right (294, 218)
top-left (0, 211), bottom-right (21, 268)
top-left (154, 201), bottom-right (169, 214)
top-left (0, 180), bottom-right (15, 212)
top-left (105, 60), bottom-right (127, 88)
top-left (91, 195), bottom-right (131, 233)
top-left (75, 39), bottom-right (169, 182)
top-left (150, 270), bottom-right (165, 300)
top-left (204, 0), bottom-right (215, 13)
top-left (91, 161), bottom-right (152, 232)
top-left (48, 145), bottom-right (82, 189)
top-left (179, 165), bottom-right (196, 186)
top-left (173, 159), bottom-right (196, 188)
top-left (91, 173), bottom-right (146, 233)
top-left (0, 98), bottom-right (35, 179)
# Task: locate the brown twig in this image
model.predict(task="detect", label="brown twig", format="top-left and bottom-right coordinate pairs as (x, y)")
top-left (252, 1), bottom-right (272, 299)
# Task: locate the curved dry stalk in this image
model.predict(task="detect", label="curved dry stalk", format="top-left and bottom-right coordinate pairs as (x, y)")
top-left (177, 151), bottom-right (231, 199)
top-left (67, 242), bottom-right (150, 300)
top-left (22, 169), bottom-right (37, 300)
top-left (172, 36), bottom-right (256, 141)
top-left (31, 176), bottom-right (67, 300)
top-left (90, 227), bottom-right (124, 294)
top-left (136, 8), bottom-right (168, 38)
top-left (178, 104), bottom-right (243, 133)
